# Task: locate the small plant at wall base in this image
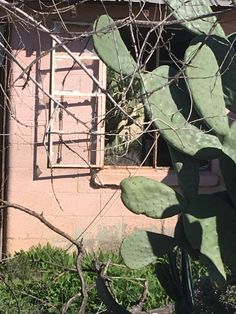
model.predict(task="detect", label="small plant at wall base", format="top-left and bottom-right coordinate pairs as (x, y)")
top-left (0, 245), bottom-right (173, 313)
top-left (2, 245), bottom-right (236, 313)
top-left (93, 0), bottom-right (236, 313)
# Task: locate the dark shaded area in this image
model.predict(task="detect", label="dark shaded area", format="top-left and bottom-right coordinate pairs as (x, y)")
top-left (155, 251), bottom-right (193, 314)
top-left (174, 215), bottom-right (199, 260)
top-left (146, 232), bottom-right (176, 257)
top-left (219, 151), bottom-right (236, 208)
top-left (213, 190), bottom-right (235, 208)
top-left (194, 276), bottom-right (236, 314)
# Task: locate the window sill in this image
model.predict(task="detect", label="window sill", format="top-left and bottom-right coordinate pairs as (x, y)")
top-left (95, 167), bottom-right (220, 187)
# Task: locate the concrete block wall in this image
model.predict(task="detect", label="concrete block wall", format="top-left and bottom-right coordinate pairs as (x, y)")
top-left (5, 4), bottom-right (236, 253)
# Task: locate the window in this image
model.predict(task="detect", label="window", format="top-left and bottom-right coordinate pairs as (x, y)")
top-left (48, 22), bottom-right (106, 168)
top-left (48, 22), bottom-right (209, 170)
top-left (104, 25), bottom-right (199, 168)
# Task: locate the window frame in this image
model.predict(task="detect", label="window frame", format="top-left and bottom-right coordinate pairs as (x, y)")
top-left (48, 21), bottom-right (106, 168)
top-left (47, 21), bottom-right (214, 175)
top-left (98, 22), bottom-right (218, 189)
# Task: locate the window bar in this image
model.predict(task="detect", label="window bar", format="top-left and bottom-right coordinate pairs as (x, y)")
top-left (48, 37), bottom-right (56, 166)
top-left (98, 60), bottom-right (106, 167)
top-left (153, 42), bottom-right (160, 168)
top-left (156, 40), bottom-right (160, 67)
top-left (153, 130), bottom-right (158, 168)
top-left (56, 95), bottom-right (64, 164)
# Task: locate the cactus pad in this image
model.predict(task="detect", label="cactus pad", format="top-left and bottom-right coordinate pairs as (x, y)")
top-left (165, 0), bottom-right (225, 36)
top-left (185, 37), bottom-right (229, 137)
top-left (183, 206), bottom-right (226, 285)
top-left (121, 176), bottom-right (185, 219)
top-left (184, 194), bottom-right (236, 285)
top-left (187, 35), bottom-right (236, 114)
top-left (121, 230), bottom-right (176, 269)
top-left (93, 15), bottom-right (137, 77)
top-left (142, 66), bottom-right (222, 159)
top-left (169, 146), bottom-right (200, 199)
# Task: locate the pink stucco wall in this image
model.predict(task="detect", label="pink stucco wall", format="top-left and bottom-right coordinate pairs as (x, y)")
top-left (5, 4), bottom-right (236, 253)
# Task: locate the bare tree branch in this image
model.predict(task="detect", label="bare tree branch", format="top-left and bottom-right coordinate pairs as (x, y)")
top-left (0, 201), bottom-right (78, 246)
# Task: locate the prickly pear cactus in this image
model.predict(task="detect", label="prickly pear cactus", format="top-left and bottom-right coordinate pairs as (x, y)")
top-left (92, 0), bottom-right (236, 303)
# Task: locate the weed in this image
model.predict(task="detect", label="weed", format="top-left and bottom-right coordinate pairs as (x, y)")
top-left (0, 245), bottom-right (170, 313)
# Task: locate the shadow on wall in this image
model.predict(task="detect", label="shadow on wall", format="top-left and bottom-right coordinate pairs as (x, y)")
top-left (10, 23), bottom-right (106, 182)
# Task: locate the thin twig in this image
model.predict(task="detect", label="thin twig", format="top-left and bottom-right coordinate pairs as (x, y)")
top-left (76, 240), bottom-right (89, 314)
